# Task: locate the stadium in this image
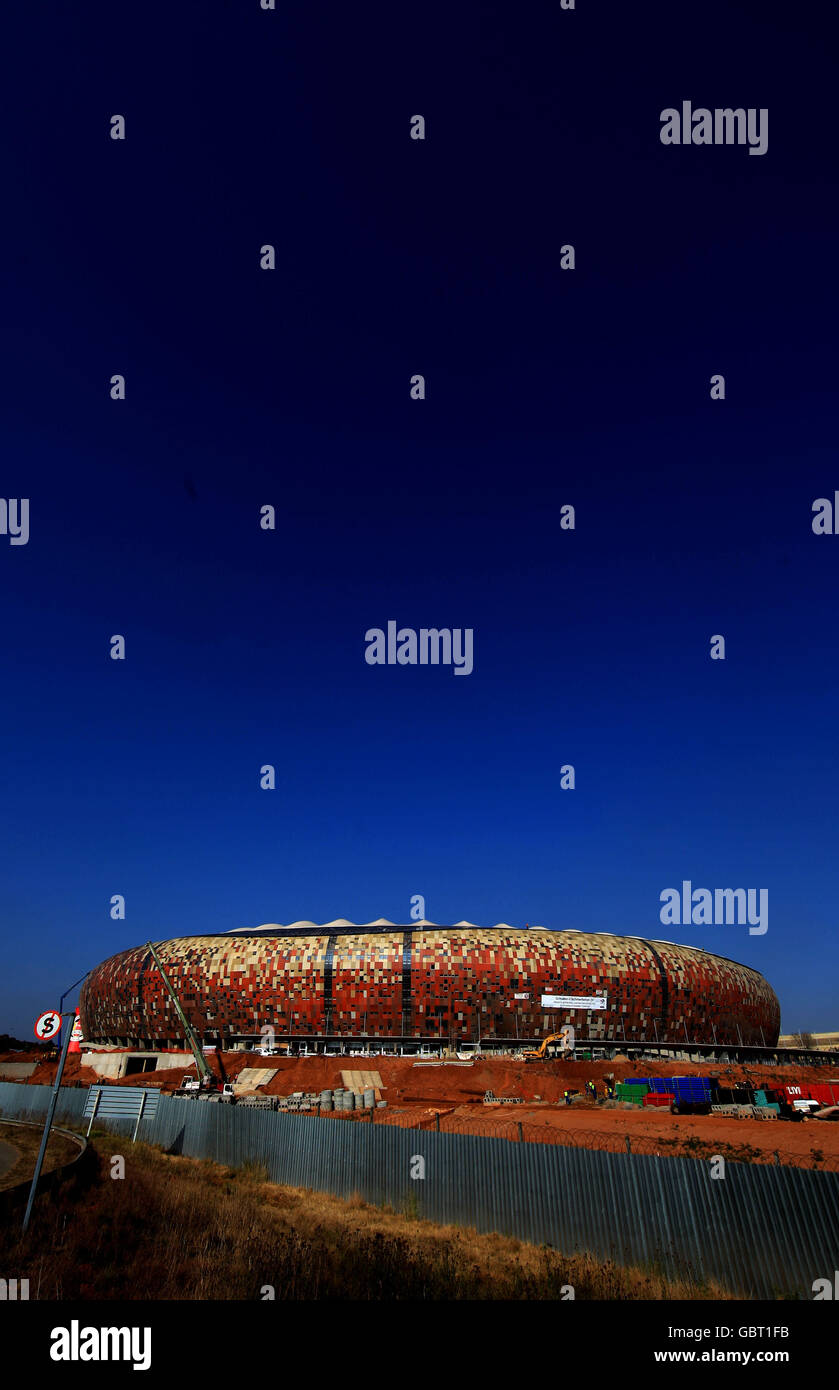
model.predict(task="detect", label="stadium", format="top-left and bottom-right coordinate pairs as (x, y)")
top-left (79, 922), bottom-right (780, 1050)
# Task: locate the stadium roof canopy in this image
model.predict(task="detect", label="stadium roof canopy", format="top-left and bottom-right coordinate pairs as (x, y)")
top-left (226, 918), bottom-right (515, 935)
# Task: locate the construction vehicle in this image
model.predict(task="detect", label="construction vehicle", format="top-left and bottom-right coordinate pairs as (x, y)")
top-left (197, 1082), bottom-right (237, 1104)
top-left (523, 1032), bottom-right (575, 1062)
top-left (145, 939), bottom-right (220, 1094)
top-left (175, 1076), bottom-right (236, 1102)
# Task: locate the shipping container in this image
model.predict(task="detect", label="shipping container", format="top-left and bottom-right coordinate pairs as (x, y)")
top-left (805, 1082), bottom-right (839, 1107)
top-left (783, 1084), bottom-right (807, 1100)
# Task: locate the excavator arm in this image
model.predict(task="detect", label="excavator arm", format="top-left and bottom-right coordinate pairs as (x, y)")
top-left (523, 1030), bottom-right (574, 1061)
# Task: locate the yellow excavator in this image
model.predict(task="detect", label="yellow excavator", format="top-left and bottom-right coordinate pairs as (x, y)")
top-left (523, 1031), bottom-right (574, 1062)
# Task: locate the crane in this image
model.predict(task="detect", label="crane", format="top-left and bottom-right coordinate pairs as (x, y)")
top-left (145, 940), bottom-right (213, 1085)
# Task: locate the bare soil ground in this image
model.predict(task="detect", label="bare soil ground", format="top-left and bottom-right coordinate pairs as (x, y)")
top-left (414, 1104), bottom-right (838, 1167)
top-left (4, 1051), bottom-right (837, 1169)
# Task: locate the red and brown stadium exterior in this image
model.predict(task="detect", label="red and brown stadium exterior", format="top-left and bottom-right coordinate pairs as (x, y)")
top-left (79, 921), bottom-right (781, 1049)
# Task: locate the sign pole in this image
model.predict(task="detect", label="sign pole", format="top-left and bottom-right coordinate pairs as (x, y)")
top-left (22, 1010), bottom-right (74, 1234)
top-left (132, 1089), bottom-right (148, 1144)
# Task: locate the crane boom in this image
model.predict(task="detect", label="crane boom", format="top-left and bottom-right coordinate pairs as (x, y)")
top-left (145, 940), bottom-right (212, 1082)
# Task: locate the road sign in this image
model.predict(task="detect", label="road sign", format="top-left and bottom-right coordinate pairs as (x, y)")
top-left (34, 1011), bottom-right (61, 1042)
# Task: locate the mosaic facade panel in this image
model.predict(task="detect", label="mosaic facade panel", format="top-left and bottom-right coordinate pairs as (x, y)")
top-left (80, 928), bottom-right (781, 1046)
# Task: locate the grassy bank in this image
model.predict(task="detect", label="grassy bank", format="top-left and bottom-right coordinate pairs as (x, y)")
top-left (2, 1135), bottom-right (731, 1300)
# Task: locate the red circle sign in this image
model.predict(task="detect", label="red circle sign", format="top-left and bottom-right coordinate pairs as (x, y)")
top-left (34, 1011), bottom-right (61, 1041)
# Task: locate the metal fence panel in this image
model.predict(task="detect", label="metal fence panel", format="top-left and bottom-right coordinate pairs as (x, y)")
top-left (0, 1081), bottom-right (835, 1298)
top-left (83, 1087), bottom-right (161, 1120)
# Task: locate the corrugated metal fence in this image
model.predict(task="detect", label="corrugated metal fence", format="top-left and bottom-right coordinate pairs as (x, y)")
top-left (1, 1082), bottom-right (835, 1299)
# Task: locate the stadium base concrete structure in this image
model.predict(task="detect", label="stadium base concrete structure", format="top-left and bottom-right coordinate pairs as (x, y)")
top-left (79, 922), bottom-right (781, 1052)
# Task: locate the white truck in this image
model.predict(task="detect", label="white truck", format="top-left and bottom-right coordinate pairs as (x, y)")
top-left (176, 1077), bottom-right (236, 1103)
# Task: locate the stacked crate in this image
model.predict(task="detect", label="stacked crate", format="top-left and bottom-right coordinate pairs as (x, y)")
top-left (616, 1081), bottom-right (649, 1106)
top-left (671, 1076), bottom-right (713, 1113)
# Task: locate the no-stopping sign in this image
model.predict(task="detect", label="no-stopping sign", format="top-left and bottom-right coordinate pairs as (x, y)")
top-left (34, 1010), bottom-right (61, 1041)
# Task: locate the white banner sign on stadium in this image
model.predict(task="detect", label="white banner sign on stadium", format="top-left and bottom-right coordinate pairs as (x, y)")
top-left (513, 992), bottom-right (531, 999)
top-left (541, 994), bottom-right (608, 1010)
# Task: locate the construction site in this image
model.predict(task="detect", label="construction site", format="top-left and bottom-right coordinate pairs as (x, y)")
top-left (1, 921), bottom-right (833, 1172)
top-left (2, 923), bottom-right (838, 1306)
top-left (5, 1041), bottom-right (838, 1173)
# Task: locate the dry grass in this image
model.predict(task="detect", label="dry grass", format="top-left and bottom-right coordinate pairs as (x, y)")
top-left (0, 1136), bottom-right (732, 1300)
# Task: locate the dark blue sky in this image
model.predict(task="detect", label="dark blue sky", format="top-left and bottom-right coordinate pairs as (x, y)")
top-left (1, 1), bottom-right (836, 1038)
